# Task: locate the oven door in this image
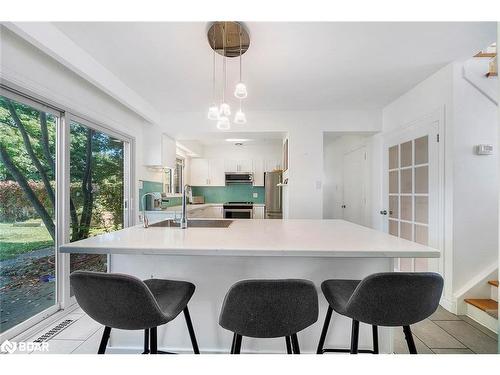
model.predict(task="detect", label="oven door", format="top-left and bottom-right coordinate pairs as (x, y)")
top-left (223, 208), bottom-right (253, 219)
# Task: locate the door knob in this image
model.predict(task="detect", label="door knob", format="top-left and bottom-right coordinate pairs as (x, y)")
top-left (380, 210), bottom-right (388, 215)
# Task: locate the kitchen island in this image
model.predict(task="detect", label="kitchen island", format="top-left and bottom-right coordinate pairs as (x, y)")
top-left (60, 219), bottom-right (440, 354)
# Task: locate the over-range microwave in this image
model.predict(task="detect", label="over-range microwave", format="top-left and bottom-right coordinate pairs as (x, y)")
top-left (225, 172), bottom-right (253, 185)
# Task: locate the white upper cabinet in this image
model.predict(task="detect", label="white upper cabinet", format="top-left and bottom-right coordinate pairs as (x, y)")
top-left (208, 159), bottom-right (225, 186)
top-left (190, 158), bottom-right (210, 186)
top-left (253, 159), bottom-right (265, 186)
top-left (190, 157), bottom-right (281, 186)
top-left (143, 126), bottom-right (176, 169)
top-left (225, 159), bottom-right (253, 172)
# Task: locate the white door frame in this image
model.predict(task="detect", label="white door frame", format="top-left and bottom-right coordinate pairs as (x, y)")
top-left (381, 108), bottom-right (445, 278)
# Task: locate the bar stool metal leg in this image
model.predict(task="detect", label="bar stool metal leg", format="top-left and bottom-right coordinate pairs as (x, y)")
top-left (230, 333), bottom-right (237, 354)
top-left (316, 306), bottom-right (333, 354)
top-left (98, 326), bottom-right (111, 354)
top-left (150, 327), bottom-right (158, 354)
top-left (350, 320), bottom-right (359, 354)
top-left (403, 325), bottom-right (417, 354)
top-left (233, 334), bottom-right (242, 354)
top-left (372, 325), bottom-right (379, 354)
top-left (143, 329), bottom-right (150, 354)
top-left (183, 307), bottom-right (200, 354)
top-left (291, 333), bottom-right (300, 354)
top-left (285, 336), bottom-right (292, 354)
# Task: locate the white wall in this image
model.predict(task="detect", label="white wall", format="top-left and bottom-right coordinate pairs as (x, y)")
top-left (381, 61), bottom-right (498, 310)
top-left (323, 134), bottom-right (375, 223)
top-left (452, 61), bottom-right (499, 293)
top-left (0, 26), bottom-right (159, 223)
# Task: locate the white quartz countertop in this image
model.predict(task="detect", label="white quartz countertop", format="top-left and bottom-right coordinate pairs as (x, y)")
top-left (59, 219), bottom-right (440, 258)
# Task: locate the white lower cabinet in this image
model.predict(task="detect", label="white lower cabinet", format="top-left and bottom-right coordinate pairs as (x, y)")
top-left (253, 206), bottom-right (265, 219)
top-left (189, 205), bottom-right (223, 218)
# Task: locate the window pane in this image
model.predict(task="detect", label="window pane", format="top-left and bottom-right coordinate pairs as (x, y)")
top-left (389, 196), bottom-right (399, 219)
top-left (415, 136), bottom-right (428, 165)
top-left (400, 222), bottom-right (412, 241)
top-left (415, 166), bottom-right (428, 194)
top-left (415, 196), bottom-right (428, 224)
top-left (69, 122), bottom-right (124, 284)
top-left (389, 145), bottom-right (398, 169)
top-left (389, 219), bottom-right (398, 236)
top-left (400, 196), bottom-right (413, 221)
top-left (415, 224), bottom-right (428, 245)
top-left (0, 95), bottom-right (57, 333)
top-left (400, 168), bottom-right (412, 194)
top-left (400, 141), bottom-right (412, 167)
top-left (389, 170), bottom-right (399, 194)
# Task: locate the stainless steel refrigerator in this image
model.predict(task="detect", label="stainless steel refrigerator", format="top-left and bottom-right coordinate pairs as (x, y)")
top-left (264, 171), bottom-right (282, 219)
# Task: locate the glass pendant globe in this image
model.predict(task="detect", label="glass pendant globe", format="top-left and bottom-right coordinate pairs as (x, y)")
top-left (234, 110), bottom-right (247, 125)
top-left (207, 105), bottom-right (219, 120)
top-left (219, 102), bottom-right (231, 116)
top-left (216, 116), bottom-right (230, 130)
top-left (234, 82), bottom-right (248, 99)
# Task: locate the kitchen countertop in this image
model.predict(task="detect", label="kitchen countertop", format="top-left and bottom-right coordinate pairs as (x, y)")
top-left (59, 219), bottom-right (440, 258)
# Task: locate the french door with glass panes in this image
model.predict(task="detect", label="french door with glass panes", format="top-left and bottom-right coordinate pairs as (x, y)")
top-left (382, 116), bottom-right (441, 273)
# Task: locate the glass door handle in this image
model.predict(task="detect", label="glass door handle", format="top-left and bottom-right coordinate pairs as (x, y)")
top-left (379, 210), bottom-right (388, 215)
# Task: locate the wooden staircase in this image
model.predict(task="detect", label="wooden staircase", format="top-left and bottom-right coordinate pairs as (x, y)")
top-left (474, 43), bottom-right (497, 77)
top-left (464, 280), bottom-right (498, 333)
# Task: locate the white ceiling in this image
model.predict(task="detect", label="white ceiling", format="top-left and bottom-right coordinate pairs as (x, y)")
top-left (53, 22), bottom-right (496, 114)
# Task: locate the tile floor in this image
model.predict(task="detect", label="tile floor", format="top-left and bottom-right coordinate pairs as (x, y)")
top-left (11, 306), bottom-right (498, 354)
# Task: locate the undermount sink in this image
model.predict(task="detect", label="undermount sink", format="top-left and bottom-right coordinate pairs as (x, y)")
top-left (150, 219), bottom-right (233, 228)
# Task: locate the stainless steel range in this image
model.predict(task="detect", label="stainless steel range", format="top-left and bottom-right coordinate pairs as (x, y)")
top-left (223, 202), bottom-right (253, 219)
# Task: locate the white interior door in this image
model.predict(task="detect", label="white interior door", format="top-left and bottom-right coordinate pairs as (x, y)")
top-left (382, 117), bottom-right (440, 273)
top-left (343, 146), bottom-right (366, 226)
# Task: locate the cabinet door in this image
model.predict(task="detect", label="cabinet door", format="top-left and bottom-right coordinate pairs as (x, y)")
top-left (209, 159), bottom-right (225, 186)
top-left (224, 159), bottom-right (238, 172)
top-left (190, 158), bottom-right (209, 186)
top-left (252, 159), bottom-right (265, 186)
top-left (238, 159), bottom-right (253, 173)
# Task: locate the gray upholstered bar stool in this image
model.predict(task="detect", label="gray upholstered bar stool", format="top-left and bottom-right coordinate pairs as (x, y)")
top-left (316, 272), bottom-right (443, 354)
top-left (219, 279), bottom-right (318, 354)
top-left (70, 271), bottom-right (200, 354)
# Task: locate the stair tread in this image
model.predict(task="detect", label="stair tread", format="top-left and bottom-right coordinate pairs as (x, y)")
top-left (488, 280), bottom-right (499, 287)
top-left (464, 298), bottom-right (498, 313)
top-left (474, 52), bottom-right (497, 58)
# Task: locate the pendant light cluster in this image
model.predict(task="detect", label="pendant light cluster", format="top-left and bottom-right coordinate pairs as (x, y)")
top-left (207, 22), bottom-right (249, 130)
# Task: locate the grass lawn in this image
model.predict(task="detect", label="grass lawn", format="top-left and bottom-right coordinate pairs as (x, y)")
top-left (0, 222), bottom-right (53, 261)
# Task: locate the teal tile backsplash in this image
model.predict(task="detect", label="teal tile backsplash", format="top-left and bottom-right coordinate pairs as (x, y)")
top-left (191, 185), bottom-right (265, 204)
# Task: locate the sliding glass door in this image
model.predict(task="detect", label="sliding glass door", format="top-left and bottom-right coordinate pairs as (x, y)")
top-left (0, 94), bottom-right (59, 334)
top-left (0, 86), bottom-right (133, 338)
top-left (68, 118), bottom-right (127, 280)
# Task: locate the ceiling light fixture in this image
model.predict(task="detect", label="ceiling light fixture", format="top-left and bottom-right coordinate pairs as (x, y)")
top-left (234, 24), bottom-right (248, 99)
top-left (207, 22), bottom-right (250, 130)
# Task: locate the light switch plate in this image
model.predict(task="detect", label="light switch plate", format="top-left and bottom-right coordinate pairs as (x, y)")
top-left (139, 180), bottom-right (144, 189)
top-left (253, 192), bottom-right (258, 198)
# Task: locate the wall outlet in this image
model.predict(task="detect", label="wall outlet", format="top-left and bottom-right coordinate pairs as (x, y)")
top-left (253, 192), bottom-right (258, 198)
